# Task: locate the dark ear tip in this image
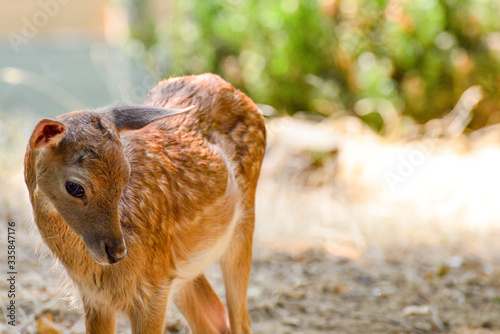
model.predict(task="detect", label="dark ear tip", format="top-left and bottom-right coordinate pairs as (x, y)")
top-left (101, 104), bottom-right (196, 132)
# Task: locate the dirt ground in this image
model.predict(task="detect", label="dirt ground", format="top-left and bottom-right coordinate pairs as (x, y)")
top-left (249, 246), bottom-right (500, 334)
top-left (2, 237), bottom-right (500, 334)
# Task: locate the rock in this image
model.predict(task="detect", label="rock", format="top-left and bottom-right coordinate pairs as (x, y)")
top-left (282, 316), bottom-right (301, 327)
top-left (402, 305), bottom-right (431, 317)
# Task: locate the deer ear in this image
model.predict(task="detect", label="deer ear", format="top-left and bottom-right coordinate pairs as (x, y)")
top-left (99, 105), bottom-right (193, 132)
top-left (29, 119), bottom-right (67, 150)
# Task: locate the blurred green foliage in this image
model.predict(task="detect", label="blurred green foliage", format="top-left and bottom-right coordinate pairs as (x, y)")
top-left (127, 0), bottom-right (158, 49)
top-left (128, 0), bottom-right (500, 131)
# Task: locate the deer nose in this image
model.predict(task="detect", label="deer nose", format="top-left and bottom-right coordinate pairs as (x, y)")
top-left (104, 239), bottom-right (127, 264)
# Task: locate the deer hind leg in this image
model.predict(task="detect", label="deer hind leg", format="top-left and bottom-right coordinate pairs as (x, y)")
top-left (220, 210), bottom-right (255, 334)
top-left (84, 303), bottom-right (117, 334)
top-left (175, 274), bottom-right (230, 334)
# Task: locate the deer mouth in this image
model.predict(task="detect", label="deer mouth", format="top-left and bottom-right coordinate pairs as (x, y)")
top-left (104, 241), bottom-right (127, 264)
top-left (83, 237), bottom-right (127, 265)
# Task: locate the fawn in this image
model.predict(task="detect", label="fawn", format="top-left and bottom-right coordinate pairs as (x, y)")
top-left (24, 73), bottom-right (266, 333)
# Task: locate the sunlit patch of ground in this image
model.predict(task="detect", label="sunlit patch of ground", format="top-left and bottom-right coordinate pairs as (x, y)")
top-left (1, 113), bottom-right (500, 333)
top-left (253, 115), bottom-right (500, 333)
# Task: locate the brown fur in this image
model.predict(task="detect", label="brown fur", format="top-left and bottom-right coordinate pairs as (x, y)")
top-left (24, 74), bottom-right (266, 333)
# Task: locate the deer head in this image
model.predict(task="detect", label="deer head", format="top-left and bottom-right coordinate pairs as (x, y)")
top-left (29, 105), bottom-right (190, 265)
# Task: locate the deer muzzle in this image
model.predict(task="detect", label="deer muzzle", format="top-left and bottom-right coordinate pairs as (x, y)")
top-left (103, 237), bottom-right (127, 264)
top-left (81, 233), bottom-right (127, 265)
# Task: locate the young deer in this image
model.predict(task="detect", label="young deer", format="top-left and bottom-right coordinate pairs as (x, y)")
top-left (24, 73), bottom-right (266, 333)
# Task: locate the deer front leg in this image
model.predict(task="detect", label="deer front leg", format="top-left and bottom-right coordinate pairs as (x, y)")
top-left (175, 274), bottom-right (230, 334)
top-left (84, 303), bottom-right (116, 334)
top-left (129, 286), bottom-right (169, 334)
top-left (220, 214), bottom-right (255, 334)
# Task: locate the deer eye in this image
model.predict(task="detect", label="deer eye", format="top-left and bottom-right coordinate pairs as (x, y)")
top-left (65, 181), bottom-right (85, 198)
